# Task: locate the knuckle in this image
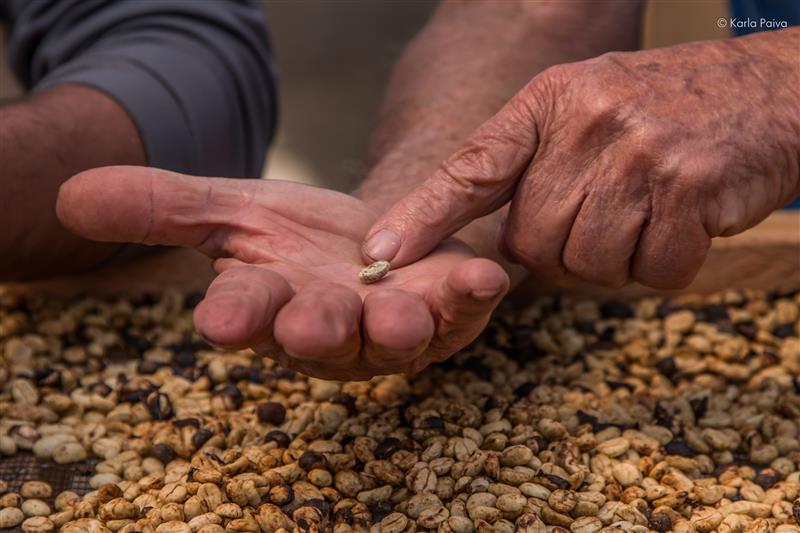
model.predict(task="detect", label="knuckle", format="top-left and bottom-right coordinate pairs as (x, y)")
top-left (532, 63), bottom-right (575, 93)
top-left (440, 142), bottom-right (498, 189)
top-left (525, 63), bottom-right (574, 119)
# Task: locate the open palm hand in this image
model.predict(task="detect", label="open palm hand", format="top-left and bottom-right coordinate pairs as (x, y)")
top-left (56, 167), bottom-right (509, 380)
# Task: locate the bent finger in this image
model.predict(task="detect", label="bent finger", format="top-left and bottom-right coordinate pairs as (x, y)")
top-left (193, 266), bottom-right (294, 349)
top-left (424, 258), bottom-right (509, 369)
top-left (362, 289), bottom-right (434, 372)
top-left (273, 282), bottom-right (363, 365)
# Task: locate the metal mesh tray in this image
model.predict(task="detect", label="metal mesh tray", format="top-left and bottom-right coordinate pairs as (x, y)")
top-left (0, 452), bottom-right (98, 499)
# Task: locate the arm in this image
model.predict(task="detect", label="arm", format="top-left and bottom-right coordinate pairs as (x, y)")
top-left (0, 0), bottom-right (275, 279)
top-left (355, 0), bottom-right (645, 280)
top-left (0, 86), bottom-right (145, 278)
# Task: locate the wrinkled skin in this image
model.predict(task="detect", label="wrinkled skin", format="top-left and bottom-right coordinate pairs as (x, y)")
top-left (363, 30), bottom-right (800, 289)
top-left (56, 167), bottom-right (509, 380)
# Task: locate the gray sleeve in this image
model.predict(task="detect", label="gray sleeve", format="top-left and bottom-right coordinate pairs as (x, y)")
top-left (2, 0), bottom-right (277, 178)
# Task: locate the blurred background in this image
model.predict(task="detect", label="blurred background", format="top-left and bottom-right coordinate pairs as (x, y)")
top-left (0, 0), bottom-right (729, 191)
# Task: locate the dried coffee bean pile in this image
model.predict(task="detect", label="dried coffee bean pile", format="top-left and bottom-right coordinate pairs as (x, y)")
top-left (0, 287), bottom-right (799, 533)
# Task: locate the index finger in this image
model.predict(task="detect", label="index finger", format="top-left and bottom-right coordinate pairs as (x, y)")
top-left (56, 165), bottom-right (256, 254)
top-left (361, 86), bottom-right (541, 267)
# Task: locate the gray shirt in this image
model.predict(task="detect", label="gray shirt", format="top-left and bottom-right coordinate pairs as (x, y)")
top-left (1, 0), bottom-right (277, 178)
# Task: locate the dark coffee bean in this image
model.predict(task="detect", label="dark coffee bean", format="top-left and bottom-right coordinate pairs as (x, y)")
top-left (664, 439), bottom-right (696, 458)
top-left (333, 508), bottom-right (354, 525)
top-left (598, 326), bottom-right (615, 342)
top-left (90, 382), bottom-right (113, 397)
top-left (485, 396), bottom-right (509, 411)
top-left (173, 350), bottom-right (196, 368)
top-left (530, 435), bottom-right (548, 455)
top-left (257, 401), bottom-right (287, 425)
top-left (228, 364), bottom-right (250, 383)
top-left (421, 416), bottom-right (444, 430)
top-left (173, 418), bottom-right (200, 429)
top-left (593, 422), bottom-right (629, 433)
top-left (792, 499), bottom-right (800, 525)
top-left (587, 340), bottom-right (617, 352)
top-left (773, 323), bottom-right (797, 338)
top-left (369, 500), bottom-right (393, 522)
top-left (606, 380), bottom-right (635, 392)
top-left (754, 468), bottom-right (782, 489)
top-left (574, 321), bottom-right (596, 334)
top-left (653, 404), bottom-right (673, 429)
top-left (761, 350), bottom-right (781, 365)
top-left (509, 327), bottom-right (544, 362)
top-left (374, 438), bottom-right (402, 460)
top-left (655, 358), bottom-right (678, 380)
top-left (136, 360), bottom-right (159, 375)
top-left (794, 377), bottom-right (800, 394)
top-left (214, 384), bottom-right (243, 410)
top-left (656, 301), bottom-right (680, 318)
top-left (735, 321), bottom-right (758, 340)
top-left (600, 300), bottom-right (634, 319)
top-left (118, 386), bottom-right (150, 404)
top-left (151, 443), bottom-right (177, 463)
top-left (332, 394), bottom-right (357, 417)
top-left (191, 428), bottom-right (213, 449)
top-left (690, 396), bottom-right (709, 420)
top-left (131, 292), bottom-right (159, 307)
top-left (298, 452), bottom-right (327, 470)
top-left (86, 358), bottom-right (106, 373)
top-left (276, 368), bottom-right (295, 380)
top-left (532, 473), bottom-right (571, 491)
top-left (105, 347), bottom-right (130, 362)
top-left (245, 367), bottom-right (264, 383)
top-left (35, 368), bottom-right (62, 388)
top-left (649, 513), bottom-right (672, 533)
top-left (700, 304), bottom-right (730, 323)
top-left (513, 382), bottom-right (537, 398)
top-left (123, 332), bottom-right (152, 352)
top-left (576, 410), bottom-right (598, 426)
top-left (145, 391), bottom-right (173, 421)
top-left (265, 430), bottom-right (291, 448)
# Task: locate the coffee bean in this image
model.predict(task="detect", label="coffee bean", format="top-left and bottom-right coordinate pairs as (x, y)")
top-left (257, 401), bottom-right (287, 425)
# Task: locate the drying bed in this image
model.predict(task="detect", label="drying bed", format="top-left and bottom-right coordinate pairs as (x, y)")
top-left (0, 287), bottom-right (799, 532)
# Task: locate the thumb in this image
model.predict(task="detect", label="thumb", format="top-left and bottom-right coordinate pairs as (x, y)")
top-left (361, 91), bottom-right (540, 267)
top-left (56, 165), bottom-right (258, 253)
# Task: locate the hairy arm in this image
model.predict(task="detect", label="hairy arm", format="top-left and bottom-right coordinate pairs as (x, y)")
top-left (0, 86), bottom-right (146, 278)
top-left (355, 0), bottom-right (645, 279)
top-left (0, 0), bottom-right (274, 280)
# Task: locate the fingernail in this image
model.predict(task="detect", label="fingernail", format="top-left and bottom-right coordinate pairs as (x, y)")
top-left (470, 287), bottom-right (503, 301)
top-left (363, 229), bottom-right (401, 261)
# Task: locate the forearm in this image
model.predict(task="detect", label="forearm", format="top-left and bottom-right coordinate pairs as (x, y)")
top-left (0, 85), bottom-right (146, 279)
top-left (355, 0), bottom-right (644, 276)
